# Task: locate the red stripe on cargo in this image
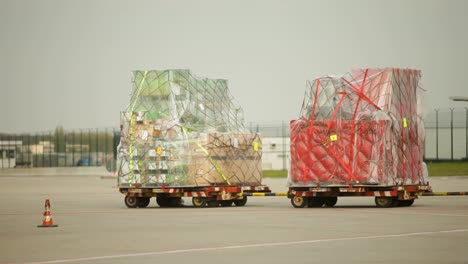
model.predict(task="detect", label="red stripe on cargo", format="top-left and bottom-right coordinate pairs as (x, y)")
top-left (342, 78), bottom-right (381, 111)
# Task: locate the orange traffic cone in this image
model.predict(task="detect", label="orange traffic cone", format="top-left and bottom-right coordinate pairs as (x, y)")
top-left (37, 199), bottom-right (58, 228)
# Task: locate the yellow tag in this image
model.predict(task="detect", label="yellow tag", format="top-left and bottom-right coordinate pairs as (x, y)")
top-left (330, 134), bottom-right (338, 141)
top-left (156, 147), bottom-right (162, 155)
top-left (403, 118), bottom-right (407, 128)
top-left (253, 142), bottom-right (259, 152)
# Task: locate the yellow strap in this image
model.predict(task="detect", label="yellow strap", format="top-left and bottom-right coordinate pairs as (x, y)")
top-left (130, 71), bottom-right (149, 112)
top-left (253, 141), bottom-right (259, 151)
top-left (182, 127), bottom-right (231, 185)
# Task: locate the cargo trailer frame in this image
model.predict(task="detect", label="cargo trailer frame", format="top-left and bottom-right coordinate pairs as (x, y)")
top-left (119, 185), bottom-right (271, 208)
top-left (287, 183), bottom-right (432, 208)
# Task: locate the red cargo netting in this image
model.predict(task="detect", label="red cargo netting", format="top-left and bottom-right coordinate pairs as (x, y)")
top-left (289, 68), bottom-right (427, 186)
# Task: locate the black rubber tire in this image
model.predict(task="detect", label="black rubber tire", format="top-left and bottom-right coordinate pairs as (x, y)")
top-left (168, 197), bottom-right (183, 207)
top-left (233, 196), bottom-right (247, 206)
top-left (192, 197), bottom-right (207, 208)
top-left (207, 200), bottom-right (219, 207)
top-left (399, 199), bottom-right (415, 207)
top-left (291, 196), bottom-right (307, 208)
top-left (323, 197), bottom-right (338, 207)
top-left (220, 200), bottom-right (233, 207)
top-left (137, 197), bottom-right (151, 208)
top-left (124, 196), bottom-right (139, 208)
top-left (375, 197), bottom-right (393, 208)
top-left (307, 197), bottom-right (325, 208)
top-left (156, 196), bottom-right (170, 207)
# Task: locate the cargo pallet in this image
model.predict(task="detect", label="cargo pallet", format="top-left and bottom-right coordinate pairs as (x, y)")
top-left (120, 185), bottom-right (271, 208)
top-left (287, 183), bottom-right (432, 208)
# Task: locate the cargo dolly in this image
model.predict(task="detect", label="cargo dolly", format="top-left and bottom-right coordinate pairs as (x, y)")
top-left (120, 183), bottom-right (468, 209)
top-left (244, 183), bottom-right (468, 208)
top-left (286, 183), bottom-right (432, 208)
top-left (120, 184), bottom-right (271, 208)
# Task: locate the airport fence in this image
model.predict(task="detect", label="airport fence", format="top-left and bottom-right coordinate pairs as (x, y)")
top-left (0, 127), bottom-right (120, 170)
top-left (0, 108), bottom-right (467, 169)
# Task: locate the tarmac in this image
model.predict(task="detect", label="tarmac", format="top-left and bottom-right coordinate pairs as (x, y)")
top-left (0, 171), bottom-right (467, 264)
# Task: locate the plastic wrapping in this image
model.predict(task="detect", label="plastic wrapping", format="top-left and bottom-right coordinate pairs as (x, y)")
top-left (117, 70), bottom-right (262, 187)
top-left (187, 133), bottom-right (262, 185)
top-left (290, 68), bottom-right (427, 186)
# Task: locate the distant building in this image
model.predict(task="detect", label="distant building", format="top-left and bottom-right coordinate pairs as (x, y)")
top-left (0, 140), bottom-right (22, 168)
top-left (29, 141), bottom-right (55, 154)
top-left (65, 144), bottom-right (89, 153)
top-left (262, 137), bottom-right (290, 170)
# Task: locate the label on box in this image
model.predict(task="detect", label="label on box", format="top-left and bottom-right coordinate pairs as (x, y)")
top-left (148, 149), bottom-right (156, 157)
top-left (141, 130), bottom-right (149, 140)
top-left (253, 141), bottom-right (259, 152)
top-left (135, 112), bottom-right (144, 122)
top-left (159, 174), bottom-right (166, 183)
top-left (148, 162), bottom-right (157, 170)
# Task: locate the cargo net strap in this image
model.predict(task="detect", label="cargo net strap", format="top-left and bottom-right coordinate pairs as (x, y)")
top-left (117, 70), bottom-right (262, 187)
top-left (290, 68), bottom-right (427, 186)
top-left (187, 132), bottom-right (262, 186)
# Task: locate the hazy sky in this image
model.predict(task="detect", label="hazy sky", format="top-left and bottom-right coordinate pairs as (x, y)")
top-left (1, 0), bottom-right (467, 133)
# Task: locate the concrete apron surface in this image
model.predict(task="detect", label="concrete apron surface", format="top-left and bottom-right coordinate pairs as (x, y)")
top-left (0, 167), bottom-right (111, 177)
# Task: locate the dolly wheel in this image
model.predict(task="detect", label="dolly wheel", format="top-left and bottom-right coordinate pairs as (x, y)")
top-left (233, 196), bottom-right (247, 206)
top-left (192, 197), bottom-right (207, 208)
top-left (399, 199), bottom-right (415, 207)
top-left (391, 199), bottom-right (400, 207)
top-left (291, 196), bottom-right (307, 208)
top-left (375, 197), bottom-right (393, 208)
top-left (156, 197), bottom-right (170, 207)
top-left (220, 200), bottom-right (233, 207)
top-left (323, 197), bottom-right (338, 207)
top-left (124, 196), bottom-right (139, 208)
top-left (137, 197), bottom-right (151, 208)
top-left (169, 197), bottom-right (183, 207)
top-left (207, 200), bottom-right (219, 207)
top-left (308, 197), bottom-right (325, 207)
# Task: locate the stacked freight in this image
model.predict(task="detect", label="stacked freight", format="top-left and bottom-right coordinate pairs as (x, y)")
top-left (117, 70), bottom-right (267, 208)
top-left (187, 133), bottom-right (262, 186)
top-left (289, 68), bottom-right (430, 208)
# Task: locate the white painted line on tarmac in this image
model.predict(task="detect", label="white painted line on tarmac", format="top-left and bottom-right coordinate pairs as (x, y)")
top-left (23, 229), bottom-right (468, 264)
top-left (340, 209), bottom-right (468, 217)
top-left (2, 207), bottom-right (467, 217)
top-left (383, 211), bottom-right (468, 217)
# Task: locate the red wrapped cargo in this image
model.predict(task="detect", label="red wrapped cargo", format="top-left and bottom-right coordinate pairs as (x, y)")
top-left (289, 68), bottom-right (427, 187)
